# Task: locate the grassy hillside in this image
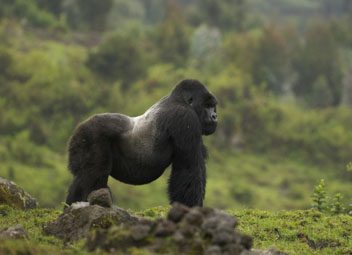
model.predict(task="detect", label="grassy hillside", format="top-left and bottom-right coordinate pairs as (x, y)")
top-left (1, 149), bottom-right (351, 211)
top-left (0, 0), bottom-right (351, 215)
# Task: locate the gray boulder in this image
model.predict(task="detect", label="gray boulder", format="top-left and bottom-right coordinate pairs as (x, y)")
top-left (0, 177), bottom-right (37, 210)
top-left (0, 224), bottom-right (28, 239)
top-left (87, 188), bottom-right (112, 208)
top-left (43, 202), bottom-right (139, 242)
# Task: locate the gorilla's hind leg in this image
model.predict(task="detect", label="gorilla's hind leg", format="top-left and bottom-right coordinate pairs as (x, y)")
top-left (66, 177), bottom-right (83, 205)
top-left (66, 134), bottom-right (113, 205)
top-left (66, 174), bottom-right (110, 205)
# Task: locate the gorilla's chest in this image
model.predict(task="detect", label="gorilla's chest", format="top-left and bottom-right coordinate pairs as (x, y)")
top-left (110, 112), bottom-right (172, 184)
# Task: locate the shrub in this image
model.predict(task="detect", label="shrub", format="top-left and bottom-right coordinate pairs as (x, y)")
top-left (311, 179), bottom-right (328, 212)
top-left (86, 33), bottom-right (145, 89)
top-left (330, 193), bottom-right (345, 215)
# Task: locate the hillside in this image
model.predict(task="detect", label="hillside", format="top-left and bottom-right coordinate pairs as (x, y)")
top-left (0, 3), bottom-right (351, 252)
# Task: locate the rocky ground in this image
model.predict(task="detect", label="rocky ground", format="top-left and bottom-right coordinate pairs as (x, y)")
top-left (0, 178), bottom-right (351, 255)
top-left (42, 188), bottom-right (283, 254)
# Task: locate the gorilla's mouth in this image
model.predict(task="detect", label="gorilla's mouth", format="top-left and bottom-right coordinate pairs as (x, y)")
top-left (203, 122), bottom-right (217, 135)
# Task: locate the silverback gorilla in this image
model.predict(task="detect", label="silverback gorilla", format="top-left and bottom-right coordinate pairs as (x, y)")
top-left (65, 79), bottom-right (217, 207)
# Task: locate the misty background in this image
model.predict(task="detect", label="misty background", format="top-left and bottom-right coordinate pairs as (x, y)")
top-left (0, 0), bottom-right (351, 210)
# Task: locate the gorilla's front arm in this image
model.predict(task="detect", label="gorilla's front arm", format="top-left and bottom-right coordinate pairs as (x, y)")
top-left (167, 109), bottom-right (206, 207)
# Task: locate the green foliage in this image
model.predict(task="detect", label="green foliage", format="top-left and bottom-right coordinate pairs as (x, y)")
top-left (235, 209), bottom-right (352, 254)
top-left (310, 76), bottom-right (334, 108)
top-left (0, 0), bottom-right (352, 215)
top-left (311, 180), bottom-right (349, 215)
top-left (142, 0), bottom-right (165, 24)
top-left (63, 0), bottom-right (113, 31)
top-left (199, 0), bottom-right (247, 31)
top-left (86, 33), bottom-right (145, 89)
top-left (106, 0), bottom-right (145, 30)
top-left (251, 26), bottom-right (296, 94)
top-left (292, 23), bottom-right (343, 106)
top-left (190, 25), bottom-right (221, 68)
top-left (347, 162), bottom-right (352, 172)
top-left (330, 193), bottom-right (345, 215)
top-left (155, 1), bottom-right (190, 67)
top-left (0, 0), bottom-right (60, 28)
top-left (33, 0), bottom-right (63, 16)
top-left (0, 46), bottom-right (12, 76)
top-left (312, 179), bottom-right (328, 212)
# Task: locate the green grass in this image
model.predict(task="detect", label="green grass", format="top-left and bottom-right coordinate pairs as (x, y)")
top-left (1, 151), bottom-right (350, 211)
top-left (0, 205), bottom-right (351, 254)
top-left (234, 209), bottom-right (352, 254)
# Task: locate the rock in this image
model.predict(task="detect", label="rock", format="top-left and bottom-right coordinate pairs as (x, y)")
top-left (202, 210), bottom-right (238, 236)
top-left (172, 231), bottom-right (185, 244)
top-left (43, 203), bottom-right (139, 242)
top-left (201, 214), bottom-right (219, 235)
top-left (239, 234), bottom-right (253, 250)
top-left (179, 221), bottom-right (198, 237)
top-left (213, 210), bottom-right (238, 229)
top-left (0, 177), bottom-right (37, 210)
top-left (212, 229), bottom-right (235, 246)
top-left (223, 243), bottom-right (243, 255)
top-left (154, 219), bottom-right (177, 237)
top-left (86, 225), bottom-right (134, 252)
top-left (130, 224), bottom-right (151, 241)
top-left (167, 202), bottom-right (190, 223)
top-left (205, 245), bottom-right (222, 255)
top-left (242, 249), bottom-right (288, 255)
top-left (87, 188), bottom-right (112, 208)
top-left (86, 203), bottom-right (258, 255)
top-left (183, 208), bottom-right (203, 226)
top-left (0, 225), bottom-right (28, 239)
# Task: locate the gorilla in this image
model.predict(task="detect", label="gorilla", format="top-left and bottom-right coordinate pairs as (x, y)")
top-left (65, 79), bottom-right (217, 207)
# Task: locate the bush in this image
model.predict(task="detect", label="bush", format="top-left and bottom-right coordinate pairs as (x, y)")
top-left (86, 33), bottom-right (145, 89)
top-left (311, 179), bottom-right (328, 212)
top-left (0, 0), bottom-right (58, 28)
top-left (62, 0), bottom-right (113, 31)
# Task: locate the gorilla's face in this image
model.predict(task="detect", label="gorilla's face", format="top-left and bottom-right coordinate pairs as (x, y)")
top-left (173, 79), bottom-right (218, 136)
top-left (202, 104), bottom-right (217, 135)
top-left (189, 89), bottom-right (218, 136)
top-left (199, 94), bottom-right (217, 135)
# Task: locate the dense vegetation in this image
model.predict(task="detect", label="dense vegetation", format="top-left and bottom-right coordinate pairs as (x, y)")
top-left (0, 0), bottom-right (351, 212)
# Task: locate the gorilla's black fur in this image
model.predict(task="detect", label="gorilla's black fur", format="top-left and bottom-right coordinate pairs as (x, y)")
top-left (65, 79), bottom-right (217, 207)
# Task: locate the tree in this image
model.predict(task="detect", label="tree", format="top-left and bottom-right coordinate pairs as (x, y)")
top-left (190, 24), bottom-right (221, 67)
top-left (198, 0), bottom-right (247, 31)
top-left (310, 76), bottom-right (334, 108)
top-left (292, 23), bottom-right (342, 106)
top-left (312, 179), bottom-right (328, 212)
top-left (63, 0), bottom-right (113, 31)
top-left (155, 0), bottom-right (190, 66)
top-left (252, 26), bottom-right (296, 94)
top-left (86, 33), bottom-right (145, 90)
top-left (143, 0), bottom-right (165, 24)
top-left (34, 0), bottom-right (63, 16)
top-left (341, 65), bottom-right (352, 108)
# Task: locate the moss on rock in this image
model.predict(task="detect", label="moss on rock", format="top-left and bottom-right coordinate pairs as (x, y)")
top-left (0, 177), bottom-right (37, 210)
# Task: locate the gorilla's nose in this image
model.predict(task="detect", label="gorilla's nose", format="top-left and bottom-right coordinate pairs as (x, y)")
top-left (211, 113), bottom-right (217, 121)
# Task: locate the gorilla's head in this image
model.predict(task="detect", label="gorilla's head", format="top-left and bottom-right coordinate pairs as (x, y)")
top-left (172, 79), bottom-right (218, 135)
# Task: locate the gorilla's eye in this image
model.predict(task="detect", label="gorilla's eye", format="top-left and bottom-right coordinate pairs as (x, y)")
top-left (188, 97), bottom-right (193, 104)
